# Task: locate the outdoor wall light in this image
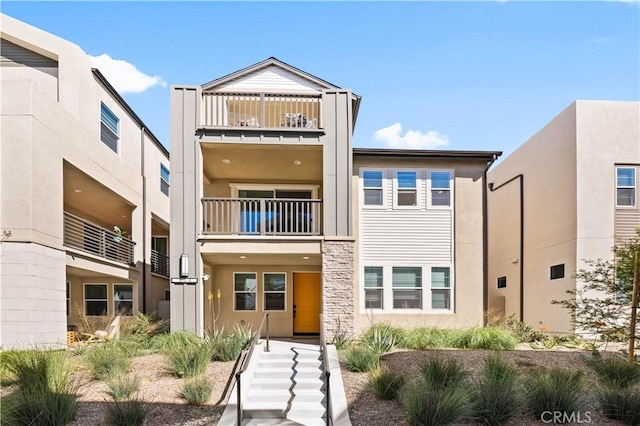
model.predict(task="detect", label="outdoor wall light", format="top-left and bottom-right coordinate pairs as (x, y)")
top-left (179, 253), bottom-right (189, 278)
top-left (202, 273), bottom-right (210, 281)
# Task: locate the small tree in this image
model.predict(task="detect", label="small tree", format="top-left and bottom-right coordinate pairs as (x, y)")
top-left (552, 230), bottom-right (640, 340)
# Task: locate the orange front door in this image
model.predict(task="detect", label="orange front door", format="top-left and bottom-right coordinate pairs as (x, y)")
top-left (293, 272), bottom-right (321, 334)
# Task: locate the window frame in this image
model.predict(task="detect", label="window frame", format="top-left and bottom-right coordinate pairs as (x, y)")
top-left (616, 166), bottom-right (636, 208)
top-left (160, 164), bottom-right (170, 197)
top-left (361, 170), bottom-right (385, 207)
top-left (113, 283), bottom-right (134, 316)
top-left (430, 267), bottom-right (452, 310)
top-left (84, 283), bottom-right (108, 316)
top-left (263, 272), bottom-right (286, 312)
top-left (549, 264), bottom-right (565, 280)
top-left (363, 266), bottom-right (384, 310)
top-left (66, 281), bottom-right (71, 317)
top-left (428, 170), bottom-right (453, 208)
top-left (233, 272), bottom-right (257, 312)
top-left (392, 266), bottom-right (423, 310)
top-left (497, 276), bottom-right (507, 289)
top-left (394, 170), bottom-right (419, 209)
top-left (100, 102), bottom-right (120, 154)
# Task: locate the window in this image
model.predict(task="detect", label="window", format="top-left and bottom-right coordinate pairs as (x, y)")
top-left (264, 273), bottom-right (286, 311)
top-left (497, 276), bottom-right (507, 289)
top-left (152, 236), bottom-right (168, 255)
top-left (85, 284), bottom-right (108, 316)
top-left (114, 284), bottom-right (133, 315)
top-left (160, 164), bottom-right (170, 196)
top-left (431, 267), bottom-right (451, 309)
top-left (430, 171), bottom-right (451, 206)
top-left (164, 289), bottom-right (170, 301)
top-left (100, 102), bottom-right (119, 153)
top-left (234, 273), bottom-right (257, 311)
top-left (392, 267), bottom-right (422, 309)
top-left (363, 171), bottom-right (383, 206)
top-left (396, 171), bottom-right (417, 206)
top-left (616, 167), bottom-right (636, 207)
top-left (66, 281), bottom-right (70, 317)
top-left (550, 264), bottom-right (565, 280)
top-left (364, 267), bottom-right (383, 309)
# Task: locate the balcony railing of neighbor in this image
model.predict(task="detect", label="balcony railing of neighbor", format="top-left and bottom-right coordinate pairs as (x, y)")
top-left (202, 198), bottom-right (322, 236)
top-left (201, 93), bottom-right (321, 129)
top-left (151, 249), bottom-right (170, 277)
top-left (64, 212), bottom-right (135, 265)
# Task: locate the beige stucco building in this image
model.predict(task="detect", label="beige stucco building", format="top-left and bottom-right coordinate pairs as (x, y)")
top-left (487, 100), bottom-right (640, 334)
top-left (170, 58), bottom-right (501, 340)
top-left (0, 14), bottom-right (170, 349)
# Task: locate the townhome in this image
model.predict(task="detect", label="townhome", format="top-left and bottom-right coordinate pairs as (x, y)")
top-left (0, 14), bottom-right (170, 349)
top-left (487, 100), bottom-right (640, 333)
top-left (170, 58), bottom-right (501, 340)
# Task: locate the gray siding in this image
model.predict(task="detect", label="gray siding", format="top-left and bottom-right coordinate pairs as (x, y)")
top-left (615, 209), bottom-right (640, 240)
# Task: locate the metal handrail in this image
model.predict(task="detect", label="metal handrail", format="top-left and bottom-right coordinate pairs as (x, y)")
top-left (236, 313), bottom-right (270, 425)
top-left (320, 314), bottom-right (331, 426)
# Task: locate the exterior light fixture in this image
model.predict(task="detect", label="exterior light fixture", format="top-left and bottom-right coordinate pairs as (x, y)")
top-left (222, 159), bottom-right (231, 164)
top-left (73, 189), bottom-right (82, 193)
top-left (179, 253), bottom-right (189, 278)
top-left (293, 160), bottom-right (302, 166)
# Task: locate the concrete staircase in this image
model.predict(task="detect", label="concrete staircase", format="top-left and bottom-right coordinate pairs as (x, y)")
top-left (218, 339), bottom-right (350, 426)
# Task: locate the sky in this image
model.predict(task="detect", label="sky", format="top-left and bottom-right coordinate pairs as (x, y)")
top-left (2, 1), bottom-right (639, 160)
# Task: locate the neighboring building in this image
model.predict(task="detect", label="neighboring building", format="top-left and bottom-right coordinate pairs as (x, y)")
top-left (487, 100), bottom-right (640, 334)
top-left (0, 14), bottom-right (170, 349)
top-left (170, 57), bottom-right (501, 340)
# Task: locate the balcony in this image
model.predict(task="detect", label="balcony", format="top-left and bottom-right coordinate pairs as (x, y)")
top-left (151, 249), bottom-right (170, 277)
top-left (64, 212), bottom-right (135, 265)
top-left (202, 198), bottom-right (322, 236)
top-left (200, 93), bottom-right (321, 129)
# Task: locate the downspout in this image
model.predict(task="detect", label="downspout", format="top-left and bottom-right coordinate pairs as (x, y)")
top-left (482, 154), bottom-right (500, 324)
top-left (141, 127), bottom-right (147, 314)
top-left (488, 173), bottom-right (524, 322)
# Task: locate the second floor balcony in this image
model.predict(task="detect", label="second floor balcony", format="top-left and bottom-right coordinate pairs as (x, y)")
top-left (202, 198), bottom-right (323, 237)
top-left (200, 92), bottom-right (321, 129)
top-left (151, 249), bottom-right (170, 277)
top-left (64, 212), bottom-right (135, 265)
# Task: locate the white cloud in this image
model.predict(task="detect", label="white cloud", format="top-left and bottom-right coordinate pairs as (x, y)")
top-left (89, 53), bottom-right (166, 94)
top-left (374, 123), bottom-right (450, 150)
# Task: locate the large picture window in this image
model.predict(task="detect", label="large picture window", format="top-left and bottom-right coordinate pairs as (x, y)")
top-left (234, 273), bottom-right (257, 311)
top-left (84, 284), bottom-right (108, 316)
top-left (114, 284), bottom-right (133, 315)
top-left (363, 171), bottom-right (383, 206)
top-left (392, 267), bottom-right (422, 309)
top-left (616, 167), bottom-right (636, 207)
top-left (396, 171), bottom-right (417, 206)
top-left (100, 102), bottom-right (119, 153)
top-left (430, 171), bottom-right (451, 206)
top-left (264, 273), bottom-right (286, 311)
top-left (364, 267), bottom-right (383, 309)
top-left (431, 267), bottom-right (451, 310)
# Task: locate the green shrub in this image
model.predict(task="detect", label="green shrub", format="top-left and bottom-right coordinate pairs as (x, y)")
top-left (369, 366), bottom-right (406, 400)
top-left (85, 342), bottom-right (132, 380)
top-left (451, 327), bottom-right (517, 350)
top-left (344, 346), bottom-right (380, 372)
top-left (167, 343), bottom-right (212, 378)
top-left (149, 331), bottom-right (202, 353)
top-left (104, 397), bottom-right (149, 426)
top-left (404, 327), bottom-right (456, 349)
top-left (401, 382), bottom-right (472, 426)
top-left (472, 354), bottom-right (522, 426)
top-left (4, 349), bottom-right (74, 394)
top-left (599, 389), bottom-right (640, 425)
top-left (524, 368), bottom-right (584, 419)
top-left (181, 375), bottom-right (214, 405)
top-left (121, 313), bottom-right (164, 345)
top-left (208, 324), bottom-right (253, 362)
top-left (361, 323), bottom-right (396, 354)
top-left (502, 314), bottom-right (547, 343)
top-left (108, 375), bottom-right (141, 401)
top-left (420, 357), bottom-right (467, 391)
top-left (1, 390), bottom-right (78, 426)
top-left (591, 357), bottom-right (640, 389)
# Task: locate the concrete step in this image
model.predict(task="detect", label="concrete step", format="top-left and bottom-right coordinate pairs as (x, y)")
top-left (254, 369), bottom-right (324, 380)
top-left (243, 418), bottom-right (327, 426)
top-left (249, 378), bottom-right (325, 391)
top-left (246, 389), bottom-right (325, 404)
top-left (244, 402), bottom-right (326, 420)
top-left (257, 359), bottom-right (322, 368)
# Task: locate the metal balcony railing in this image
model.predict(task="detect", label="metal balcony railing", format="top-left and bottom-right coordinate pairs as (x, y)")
top-left (202, 198), bottom-right (322, 236)
top-left (201, 92), bottom-right (321, 129)
top-left (151, 249), bottom-right (170, 277)
top-left (63, 212), bottom-right (135, 265)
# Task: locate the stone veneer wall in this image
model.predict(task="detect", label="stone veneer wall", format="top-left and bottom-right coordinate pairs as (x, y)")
top-left (321, 238), bottom-right (355, 342)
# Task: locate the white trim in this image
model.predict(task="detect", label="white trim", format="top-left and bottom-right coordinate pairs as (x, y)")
top-left (263, 272), bottom-right (287, 312)
top-left (360, 169), bottom-right (385, 209)
top-left (393, 169), bottom-right (420, 210)
top-left (233, 272), bottom-right (257, 312)
top-left (66, 281), bottom-right (71, 317)
top-left (113, 283), bottom-right (134, 316)
top-left (427, 169), bottom-right (454, 210)
top-left (83, 283), bottom-right (108, 316)
top-left (615, 166), bottom-right (636, 208)
top-left (229, 183), bottom-right (319, 199)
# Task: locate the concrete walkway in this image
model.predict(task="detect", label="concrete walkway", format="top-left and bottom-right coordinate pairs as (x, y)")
top-left (218, 339), bottom-right (351, 426)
